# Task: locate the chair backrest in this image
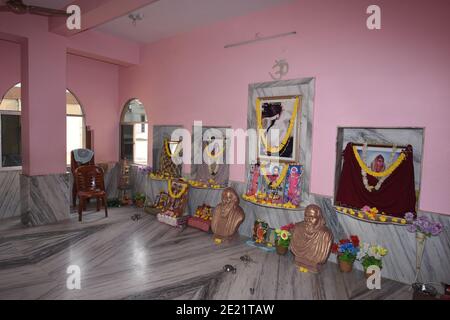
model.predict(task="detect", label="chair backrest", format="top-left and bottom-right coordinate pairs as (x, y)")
top-left (74, 165), bottom-right (105, 193)
top-left (71, 149), bottom-right (95, 175)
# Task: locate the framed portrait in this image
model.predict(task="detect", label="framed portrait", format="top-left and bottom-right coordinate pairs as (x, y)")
top-left (265, 228), bottom-right (277, 247)
top-left (252, 219), bottom-right (269, 244)
top-left (259, 162), bottom-right (288, 204)
top-left (156, 192), bottom-right (169, 208)
top-left (283, 164), bottom-right (303, 206)
top-left (245, 163), bottom-right (261, 197)
top-left (353, 145), bottom-right (403, 173)
top-left (256, 95), bottom-right (301, 162)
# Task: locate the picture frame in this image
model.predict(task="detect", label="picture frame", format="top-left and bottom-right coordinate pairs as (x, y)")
top-left (258, 162), bottom-right (288, 204)
top-left (283, 164), bottom-right (303, 206)
top-left (256, 95), bottom-right (301, 163)
top-left (353, 144), bottom-right (403, 173)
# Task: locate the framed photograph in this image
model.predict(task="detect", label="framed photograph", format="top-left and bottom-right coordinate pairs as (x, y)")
top-left (353, 145), bottom-right (403, 173)
top-left (283, 164), bottom-right (303, 206)
top-left (252, 219), bottom-right (269, 244)
top-left (265, 228), bottom-right (277, 247)
top-left (156, 192), bottom-right (169, 208)
top-left (245, 163), bottom-right (261, 196)
top-left (256, 95), bottom-right (301, 162)
top-left (259, 162), bottom-right (288, 204)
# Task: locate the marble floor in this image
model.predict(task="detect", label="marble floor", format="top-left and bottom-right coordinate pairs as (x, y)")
top-left (0, 208), bottom-right (412, 300)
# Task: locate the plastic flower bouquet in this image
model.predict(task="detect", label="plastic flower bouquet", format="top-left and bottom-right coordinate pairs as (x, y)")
top-left (404, 213), bottom-right (443, 237)
top-left (274, 223), bottom-right (295, 255)
top-left (357, 242), bottom-right (388, 273)
top-left (331, 236), bottom-right (360, 272)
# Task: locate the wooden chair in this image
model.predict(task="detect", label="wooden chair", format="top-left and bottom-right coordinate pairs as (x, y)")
top-left (71, 150), bottom-right (95, 207)
top-left (74, 165), bottom-right (108, 222)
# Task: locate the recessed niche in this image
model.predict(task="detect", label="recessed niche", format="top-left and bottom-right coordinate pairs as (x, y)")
top-left (334, 127), bottom-right (425, 213)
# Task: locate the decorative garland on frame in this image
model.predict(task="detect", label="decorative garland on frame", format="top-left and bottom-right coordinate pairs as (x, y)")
top-left (260, 163), bottom-right (289, 189)
top-left (205, 142), bottom-right (224, 160)
top-left (353, 145), bottom-right (406, 178)
top-left (355, 143), bottom-right (406, 192)
top-left (256, 97), bottom-right (299, 154)
top-left (168, 180), bottom-right (188, 199)
top-left (164, 139), bottom-right (183, 159)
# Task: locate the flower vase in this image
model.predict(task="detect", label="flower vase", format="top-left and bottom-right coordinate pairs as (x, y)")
top-left (338, 258), bottom-right (353, 273)
top-left (414, 231), bottom-right (427, 282)
top-left (276, 245), bottom-right (288, 255)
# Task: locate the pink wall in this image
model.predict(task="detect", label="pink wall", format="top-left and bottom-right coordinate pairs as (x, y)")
top-left (67, 54), bottom-right (120, 163)
top-left (0, 12), bottom-right (138, 175)
top-left (119, 0), bottom-right (450, 215)
top-left (0, 43), bottom-right (121, 165)
top-left (0, 40), bottom-right (20, 99)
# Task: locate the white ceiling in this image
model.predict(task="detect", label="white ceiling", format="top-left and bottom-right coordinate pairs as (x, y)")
top-left (96, 0), bottom-right (294, 44)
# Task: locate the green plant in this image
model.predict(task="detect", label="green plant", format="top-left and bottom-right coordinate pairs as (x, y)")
top-left (107, 198), bottom-right (121, 207)
top-left (275, 223), bottom-right (295, 248)
top-left (331, 236), bottom-right (360, 263)
top-left (134, 193), bottom-right (146, 201)
top-left (360, 255), bottom-right (383, 270)
top-left (357, 243), bottom-right (388, 271)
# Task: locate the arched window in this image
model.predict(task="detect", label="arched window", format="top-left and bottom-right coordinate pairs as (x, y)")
top-left (0, 83), bottom-right (21, 168)
top-left (120, 99), bottom-right (148, 165)
top-left (0, 84), bottom-right (86, 168)
top-left (66, 90), bottom-right (85, 165)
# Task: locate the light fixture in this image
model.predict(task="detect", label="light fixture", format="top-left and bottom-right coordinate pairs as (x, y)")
top-left (128, 13), bottom-right (144, 26)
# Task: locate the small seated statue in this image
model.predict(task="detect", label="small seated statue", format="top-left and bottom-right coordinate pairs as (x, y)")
top-left (290, 204), bottom-right (333, 273)
top-left (211, 187), bottom-right (245, 241)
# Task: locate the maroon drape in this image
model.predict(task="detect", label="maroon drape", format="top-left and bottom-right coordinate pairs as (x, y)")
top-left (336, 143), bottom-right (416, 217)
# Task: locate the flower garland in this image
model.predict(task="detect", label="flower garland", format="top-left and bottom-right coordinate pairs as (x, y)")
top-left (168, 180), bottom-right (188, 199)
top-left (353, 145), bottom-right (406, 178)
top-left (260, 163), bottom-right (289, 189)
top-left (164, 139), bottom-right (182, 158)
top-left (256, 97), bottom-right (299, 154)
top-left (205, 142), bottom-right (224, 160)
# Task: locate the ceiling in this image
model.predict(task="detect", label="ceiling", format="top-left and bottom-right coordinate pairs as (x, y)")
top-left (96, 0), bottom-right (294, 44)
top-left (2, 0), bottom-right (293, 44)
top-left (0, 0), bottom-right (73, 9)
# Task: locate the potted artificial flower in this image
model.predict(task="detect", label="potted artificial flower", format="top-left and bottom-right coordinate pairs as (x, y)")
top-left (331, 235), bottom-right (360, 272)
top-left (275, 223), bottom-right (295, 255)
top-left (134, 193), bottom-right (146, 208)
top-left (357, 242), bottom-right (388, 278)
top-left (404, 212), bottom-right (443, 282)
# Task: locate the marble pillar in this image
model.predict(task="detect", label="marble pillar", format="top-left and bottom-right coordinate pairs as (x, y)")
top-left (0, 170), bottom-right (21, 220)
top-left (20, 173), bottom-right (70, 226)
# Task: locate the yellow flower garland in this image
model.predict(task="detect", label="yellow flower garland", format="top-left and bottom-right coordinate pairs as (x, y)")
top-left (256, 97), bottom-right (299, 154)
top-left (205, 143), bottom-right (224, 159)
top-left (168, 180), bottom-right (188, 199)
top-left (353, 146), bottom-right (406, 178)
top-left (164, 139), bottom-right (182, 158)
top-left (260, 163), bottom-right (289, 188)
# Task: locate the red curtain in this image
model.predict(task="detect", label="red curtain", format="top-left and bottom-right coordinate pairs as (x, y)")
top-left (336, 143), bottom-right (416, 217)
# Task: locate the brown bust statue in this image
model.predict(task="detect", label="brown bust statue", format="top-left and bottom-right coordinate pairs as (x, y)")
top-left (291, 204), bottom-right (333, 273)
top-left (211, 188), bottom-right (245, 241)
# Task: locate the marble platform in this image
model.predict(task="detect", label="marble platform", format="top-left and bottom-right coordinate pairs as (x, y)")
top-left (0, 207), bottom-right (412, 300)
top-left (144, 178), bottom-right (450, 287)
top-left (20, 174), bottom-right (70, 227)
top-left (0, 170), bottom-right (21, 220)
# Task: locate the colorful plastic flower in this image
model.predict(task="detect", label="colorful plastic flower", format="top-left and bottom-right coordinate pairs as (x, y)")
top-left (280, 230), bottom-right (290, 240)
